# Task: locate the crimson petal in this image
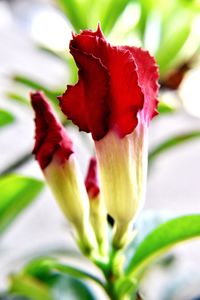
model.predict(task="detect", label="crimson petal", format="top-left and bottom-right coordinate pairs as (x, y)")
top-left (107, 47), bottom-right (144, 136)
top-left (31, 91), bottom-right (73, 169)
top-left (76, 23), bottom-right (104, 39)
top-left (85, 157), bottom-right (100, 199)
top-left (59, 48), bottom-right (110, 140)
top-left (124, 46), bottom-right (159, 122)
top-left (60, 25), bottom-right (158, 140)
top-left (71, 35), bottom-right (144, 137)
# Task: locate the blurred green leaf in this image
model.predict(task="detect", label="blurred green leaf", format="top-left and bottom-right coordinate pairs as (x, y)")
top-left (38, 46), bottom-right (69, 65)
top-left (0, 110), bottom-right (15, 128)
top-left (52, 275), bottom-right (96, 300)
top-left (138, 0), bottom-right (167, 41)
top-left (6, 92), bottom-right (29, 106)
top-left (149, 131), bottom-right (200, 163)
top-left (0, 174), bottom-right (44, 234)
top-left (126, 215), bottom-right (200, 278)
top-left (13, 75), bottom-right (61, 105)
top-left (50, 262), bottom-right (103, 287)
top-left (121, 213), bottom-right (175, 298)
top-left (157, 101), bottom-right (177, 114)
top-left (68, 56), bottom-right (78, 84)
top-left (57, 0), bottom-right (87, 31)
top-left (125, 211), bottom-right (171, 268)
top-left (24, 257), bottom-right (104, 287)
top-left (138, 0), bottom-right (198, 77)
top-left (11, 259), bottom-right (98, 300)
top-left (57, 0), bottom-right (133, 35)
top-left (10, 274), bottom-right (52, 300)
top-left (155, 13), bottom-right (192, 76)
top-left (100, 0), bottom-right (131, 34)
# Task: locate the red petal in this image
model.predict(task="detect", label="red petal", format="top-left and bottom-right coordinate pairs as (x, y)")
top-left (76, 23), bottom-right (104, 39)
top-left (124, 46), bottom-right (159, 123)
top-left (107, 47), bottom-right (144, 136)
top-left (70, 31), bottom-right (107, 67)
top-left (60, 25), bottom-right (158, 140)
top-left (31, 92), bottom-right (73, 169)
top-left (85, 157), bottom-right (100, 199)
top-left (59, 48), bottom-right (110, 140)
top-left (59, 80), bottom-right (90, 134)
top-left (71, 30), bottom-right (144, 136)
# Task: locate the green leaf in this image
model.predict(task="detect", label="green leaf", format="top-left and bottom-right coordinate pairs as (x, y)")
top-left (155, 17), bottom-right (192, 76)
top-left (6, 92), bottom-right (29, 106)
top-left (52, 275), bottom-right (96, 300)
top-left (24, 257), bottom-right (104, 287)
top-left (51, 262), bottom-right (104, 287)
top-left (57, 0), bottom-right (87, 31)
top-left (126, 215), bottom-right (200, 278)
top-left (100, 0), bottom-right (131, 34)
top-left (0, 110), bottom-right (15, 128)
top-left (154, 2), bottom-right (196, 76)
top-left (11, 260), bottom-right (98, 300)
top-left (57, 0), bottom-right (132, 34)
top-left (149, 131), bottom-right (200, 163)
top-left (157, 101), bottom-right (177, 114)
top-left (115, 277), bottom-right (137, 299)
top-left (10, 274), bottom-right (52, 300)
top-left (125, 211), bottom-right (171, 268)
top-left (0, 174), bottom-right (44, 234)
top-left (12, 75), bottom-right (61, 105)
top-left (38, 46), bottom-right (68, 64)
top-left (138, 0), bottom-right (198, 76)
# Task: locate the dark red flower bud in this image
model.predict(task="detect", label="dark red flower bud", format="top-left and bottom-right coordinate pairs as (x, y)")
top-left (31, 91), bottom-right (73, 169)
top-left (31, 91), bottom-right (98, 253)
top-left (85, 157), bottom-right (100, 199)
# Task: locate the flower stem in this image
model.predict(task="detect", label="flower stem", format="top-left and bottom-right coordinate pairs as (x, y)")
top-left (94, 247), bottom-right (124, 300)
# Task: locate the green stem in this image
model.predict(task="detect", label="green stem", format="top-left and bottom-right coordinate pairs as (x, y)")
top-left (93, 247), bottom-right (123, 300)
top-left (52, 262), bottom-right (105, 288)
top-left (93, 248), bottom-right (142, 300)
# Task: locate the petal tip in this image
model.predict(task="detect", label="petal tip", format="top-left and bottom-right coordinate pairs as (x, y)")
top-left (31, 92), bottom-right (73, 169)
top-left (85, 157), bottom-right (100, 199)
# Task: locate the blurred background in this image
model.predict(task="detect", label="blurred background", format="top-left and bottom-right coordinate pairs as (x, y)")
top-left (0, 0), bottom-right (200, 299)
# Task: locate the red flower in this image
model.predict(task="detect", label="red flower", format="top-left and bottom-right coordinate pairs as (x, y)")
top-left (31, 91), bottom-right (73, 169)
top-left (59, 24), bottom-right (159, 141)
top-left (58, 25), bottom-right (159, 249)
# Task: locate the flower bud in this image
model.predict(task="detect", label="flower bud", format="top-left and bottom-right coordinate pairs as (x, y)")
top-left (31, 91), bottom-right (97, 254)
top-left (85, 157), bottom-right (108, 255)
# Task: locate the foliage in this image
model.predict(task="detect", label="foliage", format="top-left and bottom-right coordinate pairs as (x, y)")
top-left (0, 110), bottom-right (15, 128)
top-left (2, 214), bottom-right (199, 300)
top-left (0, 174), bottom-right (44, 235)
